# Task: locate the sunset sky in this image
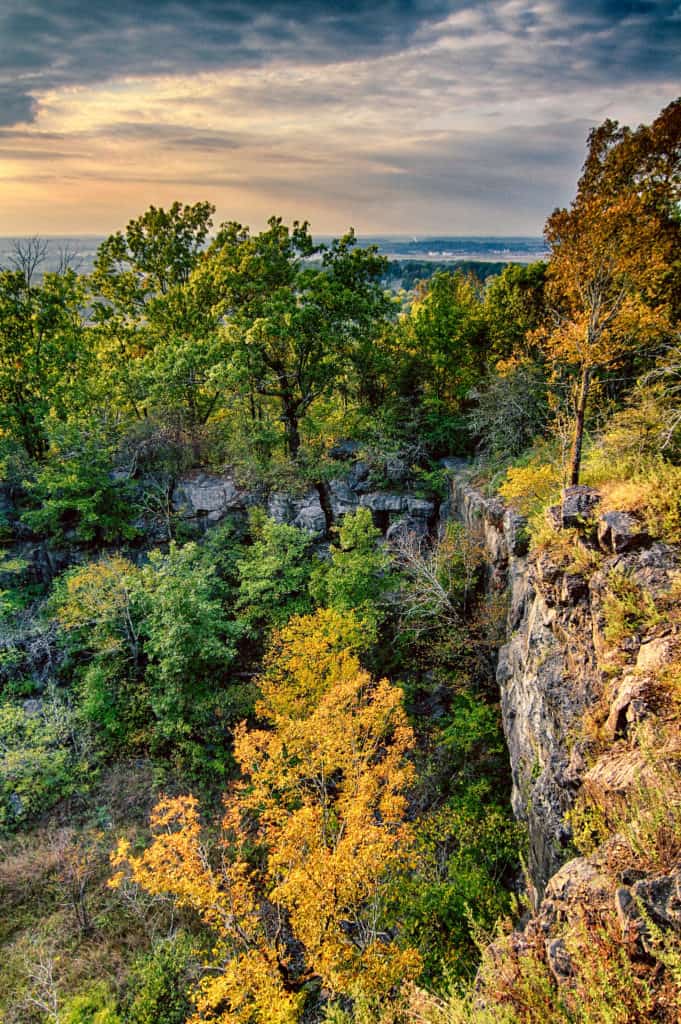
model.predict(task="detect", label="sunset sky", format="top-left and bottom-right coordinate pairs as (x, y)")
top-left (0, 0), bottom-right (678, 236)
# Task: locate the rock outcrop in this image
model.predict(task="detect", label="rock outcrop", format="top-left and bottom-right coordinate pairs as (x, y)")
top-left (171, 461), bottom-right (439, 540)
top-left (450, 474), bottom-right (678, 895)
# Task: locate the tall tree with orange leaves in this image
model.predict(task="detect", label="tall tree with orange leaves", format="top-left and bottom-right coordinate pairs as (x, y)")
top-left (110, 608), bottom-right (420, 1023)
top-left (542, 99), bottom-right (680, 485)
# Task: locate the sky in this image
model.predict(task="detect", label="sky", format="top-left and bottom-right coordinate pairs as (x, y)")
top-left (0, 0), bottom-right (678, 236)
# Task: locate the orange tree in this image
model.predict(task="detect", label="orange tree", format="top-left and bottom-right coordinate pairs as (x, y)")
top-left (541, 100), bottom-right (679, 485)
top-left (110, 608), bottom-right (420, 1022)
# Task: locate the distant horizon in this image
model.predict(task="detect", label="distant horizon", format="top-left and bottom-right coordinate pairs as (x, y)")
top-left (0, 232), bottom-right (546, 241)
top-left (0, 233), bottom-right (549, 272)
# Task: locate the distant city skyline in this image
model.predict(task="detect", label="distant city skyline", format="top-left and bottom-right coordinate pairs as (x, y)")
top-left (0, 1), bottom-right (678, 235)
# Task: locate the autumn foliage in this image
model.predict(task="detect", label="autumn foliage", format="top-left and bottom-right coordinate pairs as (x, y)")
top-left (110, 609), bottom-right (420, 1022)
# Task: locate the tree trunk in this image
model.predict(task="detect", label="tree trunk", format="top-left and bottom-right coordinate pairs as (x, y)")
top-left (569, 365), bottom-right (591, 486)
top-left (283, 404), bottom-right (301, 458)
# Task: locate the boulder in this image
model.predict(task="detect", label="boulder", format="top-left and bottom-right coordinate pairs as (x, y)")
top-left (597, 511), bottom-right (650, 554)
top-left (386, 518), bottom-right (409, 542)
top-left (384, 457), bottom-right (409, 484)
top-left (546, 938), bottom-right (574, 984)
top-left (346, 460), bottom-right (370, 491)
top-left (327, 480), bottom-right (360, 520)
top-left (616, 870), bottom-right (681, 954)
top-left (359, 492), bottom-right (407, 513)
top-left (329, 439), bottom-right (361, 461)
top-left (539, 856), bottom-right (613, 929)
top-left (268, 491), bottom-right (327, 537)
top-left (636, 636), bottom-right (673, 673)
top-left (504, 508), bottom-right (529, 556)
top-left (604, 674), bottom-right (652, 740)
top-left (632, 871), bottom-right (681, 930)
top-left (405, 497), bottom-right (436, 519)
top-left (173, 473), bottom-right (249, 518)
top-left (292, 493), bottom-right (327, 535)
top-left (561, 486), bottom-right (601, 528)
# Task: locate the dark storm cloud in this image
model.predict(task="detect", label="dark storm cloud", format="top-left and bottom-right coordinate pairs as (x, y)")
top-left (0, 0), bottom-right (455, 124)
top-left (0, 0), bottom-right (679, 127)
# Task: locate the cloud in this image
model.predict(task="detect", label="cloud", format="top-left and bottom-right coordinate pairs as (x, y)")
top-left (0, 85), bottom-right (37, 127)
top-left (0, 0), bottom-right (677, 232)
top-left (0, 0), bottom-right (678, 127)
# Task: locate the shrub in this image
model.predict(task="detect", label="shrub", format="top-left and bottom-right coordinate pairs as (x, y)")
top-left (467, 360), bottom-right (548, 459)
top-left (235, 513), bottom-right (316, 633)
top-left (61, 983), bottom-right (122, 1024)
top-left (310, 508), bottom-right (396, 635)
top-left (602, 568), bottom-right (661, 645)
top-left (497, 461), bottom-right (561, 516)
top-left (0, 691), bottom-right (88, 831)
top-left (593, 459), bottom-right (681, 545)
top-left (125, 933), bottom-right (197, 1024)
top-left (21, 421), bottom-right (139, 544)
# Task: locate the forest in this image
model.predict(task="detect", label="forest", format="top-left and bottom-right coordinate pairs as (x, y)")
top-left (0, 98), bottom-right (679, 1024)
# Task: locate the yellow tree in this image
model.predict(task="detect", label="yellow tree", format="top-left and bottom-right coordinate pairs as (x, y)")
top-left (543, 103), bottom-right (679, 485)
top-left (110, 609), bottom-right (420, 1023)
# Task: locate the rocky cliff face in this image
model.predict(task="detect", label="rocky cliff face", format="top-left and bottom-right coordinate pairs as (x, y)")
top-left (171, 468), bottom-right (438, 540)
top-left (451, 475), bottom-right (679, 898)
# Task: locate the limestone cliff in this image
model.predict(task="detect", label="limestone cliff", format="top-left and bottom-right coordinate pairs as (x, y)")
top-left (451, 473), bottom-right (679, 907)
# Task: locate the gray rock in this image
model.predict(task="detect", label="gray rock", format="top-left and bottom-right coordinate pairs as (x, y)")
top-left (268, 491), bottom-right (327, 537)
top-left (560, 573), bottom-right (588, 606)
top-left (504, 509), bottom-right (529, 556)
top-left (292, 492), bottom-right (327, 535)
top-left (636, 636), bottom-right (672, 673)
top-left (359, 492), bottom-right (407, 513)
top-left (327, 479), bottom-right (359, 520)
top-left (439, 456), bottom-right (468, 472)
top-left (405, 497), bottom-right (435, 518)
top-left (597, 511), bottom-right (650, 554)
top-left (546, 938), bottom-right (574, 984)
top-left (632, 871), bottom-right (681, 931)
top-left (604, 675), bottom-right (652, 740)
top-left (329, 439), bottom-right (361, 461)
top-left (616, 870), bottom-right (681, 954)
top-left (560, 485), bottom-right (601, 529)
top-left (347, 460), bottom-right (370, 491)
top-left (172, 473), bottom-right (246, 518)
top-left (9, 792), bottom-right (24, 818)
top-left (386, 518), bottom-right (409, 542)
top-left (384, 457), bottom-right (409, 484)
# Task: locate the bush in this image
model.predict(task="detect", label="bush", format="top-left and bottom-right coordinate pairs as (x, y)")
top-left (497, 461), bottom-right (561, 517)
top-left (310, 508), bottom-right (396, 635)
top-left (0, 690), bottom-right (88, 830)
top-left (589, 458), bottom-right (681, 545)
top-left (393, 787), bottom-right (521, 984)
top-left (467, 360), bottom-right (548, 459)
top-left (61, 984), bottom-right (122, 1024)
top-left (125, 933), bottom-right (197, 1024)
top-left (235, 513), bottom-right (316, 633)
top-left (602, 568), bottom-right (661, 645)
top-left (21, 421), bottom-right (139, 544)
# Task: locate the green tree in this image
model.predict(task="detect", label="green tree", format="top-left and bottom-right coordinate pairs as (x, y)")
top-left (235, 514), bottom-right (315, 633)
top-left (310, 507), bottom-right (395, 634)
top-left (483, 261), bottom-right (547, 361)
top-left (140, 542), bottom-right (249, 773)
top-left (0, 267), bottom-right (88, 458)
top-left (202, 219), bottom-right (392, 456)
top-left (21, 419), bottom-right (139, 543)
top-left (91, 201), bottom-right (216, 422)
